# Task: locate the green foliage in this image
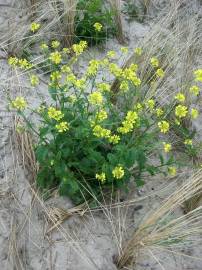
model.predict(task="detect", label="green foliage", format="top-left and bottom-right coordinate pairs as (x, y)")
top-left (10, 41), bottom-right (200, 205)
top-left (75, 0), bottom-right (116, 45)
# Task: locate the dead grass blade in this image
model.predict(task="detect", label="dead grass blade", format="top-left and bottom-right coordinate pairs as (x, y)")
top-left (46, 203), bottom-right (88, 233)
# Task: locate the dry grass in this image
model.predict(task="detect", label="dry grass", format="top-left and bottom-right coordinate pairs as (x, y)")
top-left (112, 0), bottom-right (202, 102)
top-left (62, 0), bottom-right (78, 47)
top-left (108, 0), bottom-right (125, 44)
top-left (116, 170), bottom-right (202, 269)
top-left (13, 117), bottom-right (38, 182)
top-left (0, 0), bottom-right (78, 57)
top-left (46, 203), bottom-right (88, 233)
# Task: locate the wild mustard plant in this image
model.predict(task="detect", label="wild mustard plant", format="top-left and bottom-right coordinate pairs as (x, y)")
top-left (8, 39), bottom-right (202, 204)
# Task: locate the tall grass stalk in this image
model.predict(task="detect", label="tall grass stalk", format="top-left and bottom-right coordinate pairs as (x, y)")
top-left (108, 0), bottom-right (125, 44)
top-left (62, 0), bottom-right (78, 47)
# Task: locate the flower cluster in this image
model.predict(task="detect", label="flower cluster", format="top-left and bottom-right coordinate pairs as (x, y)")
top-left (30, 22), bottom-right (40, 32)
top-left (194, 69), bottom-right (202, 82)
top-left (72, 41), bottom-right (88, 56)
top-left (49, 51), bottom-right (62, 65)
top-left (55, 121), bottom-right (69, 133)
top-left (118, 111), bottom-right (139, 134)
top-left (112, 166), bottom-right (125, 179)
top-left (48, 107), bottom-right (64, 121)
top-left (8, 57), bottom-right (33, 69)
top-left (158, 121), bottom-right (169, 133)
top-left (11, 97), bottom-right (27, 111)
top-left (94, 22), bottom-right (103, 32)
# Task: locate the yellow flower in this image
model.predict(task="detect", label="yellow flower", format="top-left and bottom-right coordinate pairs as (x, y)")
top-left (97, 83), bottom-right (110, 92)
top-left (112, 166), bottom-right (124, 179)
top-left (126, 111), bottom-right (138, 122)
top-left (120, 47), bottom-right (128, 54)
top-left (87, 59), bottom-right (100, 76)
top-left (156, 108), bottom-right (164, 117)
top-left (8, 56), bottom-right (18, 66)
top-left (49, 51), bottom-right (62, 64)
top-left (175, 118), bottom-right (181, 126)
top-left (18, 58), bottom-right (33, 69)
top-left (163, 142), bottom-right (172, 153)
top-left (89, 92), bottom-right (103, 105)
top-left (40, 43), bottom-right (48, 50)
top-left (96, 110), bottom-right (108, 122)
top-left (134, 47), bottom-right (142, 56)
top-left (194, 69), bottom-right (202, 82)
top-left (50, 71), bottom-right (62, 81)
top-left (66, 73), bottom-right (76, 84)
top-left (129, 64), bottom-right (138, 72)
top-left (61, 65), bottom-right (71, 73)
top-left (62, 47), bottom-right (70, 54)
top-left (55, 122), bottom-right (69, 133)
top-left (190, 108), bottom-right (199, 119)
top-left (131, 76), bottom-right (141, 86)
top-left (146, 99), bottom-right (155, 110)
top-left (184, 139), bottom-right (192, 146)
top-left (107, 50), bottom-right (116, 58)
top-left (175, 92), bottom-right (185, 103)
top-left (133, 103), bottom-right (142, 112)
top-left (95, 172), bottom-right (106, 183)
top-left (109, 63), bottom-right (122, 77)
top-left (118, 111), bottom-right (138, 134)
top-left (93, 22), bottom-right (103, 32)
top-left (189, 85), bottom-right (199, 96)
top-left (48, 107), bottom-right (64, 121)
top-left (11, 97), bottom-right (27, 111)
top-left (30, 22), bottom-right (40, 32)
top-left (121, 66), bottom-right (141, 86)
top-left (108, 135), bottom-right (120, 144)
top-left (156, 68), bottom-right (164, 77)
top-left (158, 121), bottom-right (169, 133)
top-left (51, 40), bottom-right (60, 49)
top-left (93, 125), bottom-right (111, 138)
top-left (72, 41), bottom-right (87, 56)
top-left (175, 105), bottom-right (188, 118)
top-left (30, 74), bottom-right (39, 86)
top-left (168, 166), bottom-right (176, 176)
top-left (120, 81), bottom-right (129, 92)
top-left (150, 57), bottom-right (159, 68)
top-left (74, 78), bottom-right (86, 89)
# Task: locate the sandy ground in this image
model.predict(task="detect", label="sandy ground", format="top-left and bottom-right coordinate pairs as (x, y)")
top-left (0, 0), bottom-right (202, 269)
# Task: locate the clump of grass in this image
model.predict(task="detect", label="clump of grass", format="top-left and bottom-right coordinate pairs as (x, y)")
top-left (116, 170), bottom-right (202, 269)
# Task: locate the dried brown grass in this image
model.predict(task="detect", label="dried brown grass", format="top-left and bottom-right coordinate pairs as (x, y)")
top-left (14, 117), bottom-right (38, 182)
top-left (116, 171), bottom-right (202, 269)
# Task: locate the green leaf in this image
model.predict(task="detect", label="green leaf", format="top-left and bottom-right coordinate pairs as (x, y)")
top-left (136, 178), bottom-right (145, 187)
top-left (48, 86), bottom-right (57, 101)
top-left (35, 145), bottom-right (49, 163)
